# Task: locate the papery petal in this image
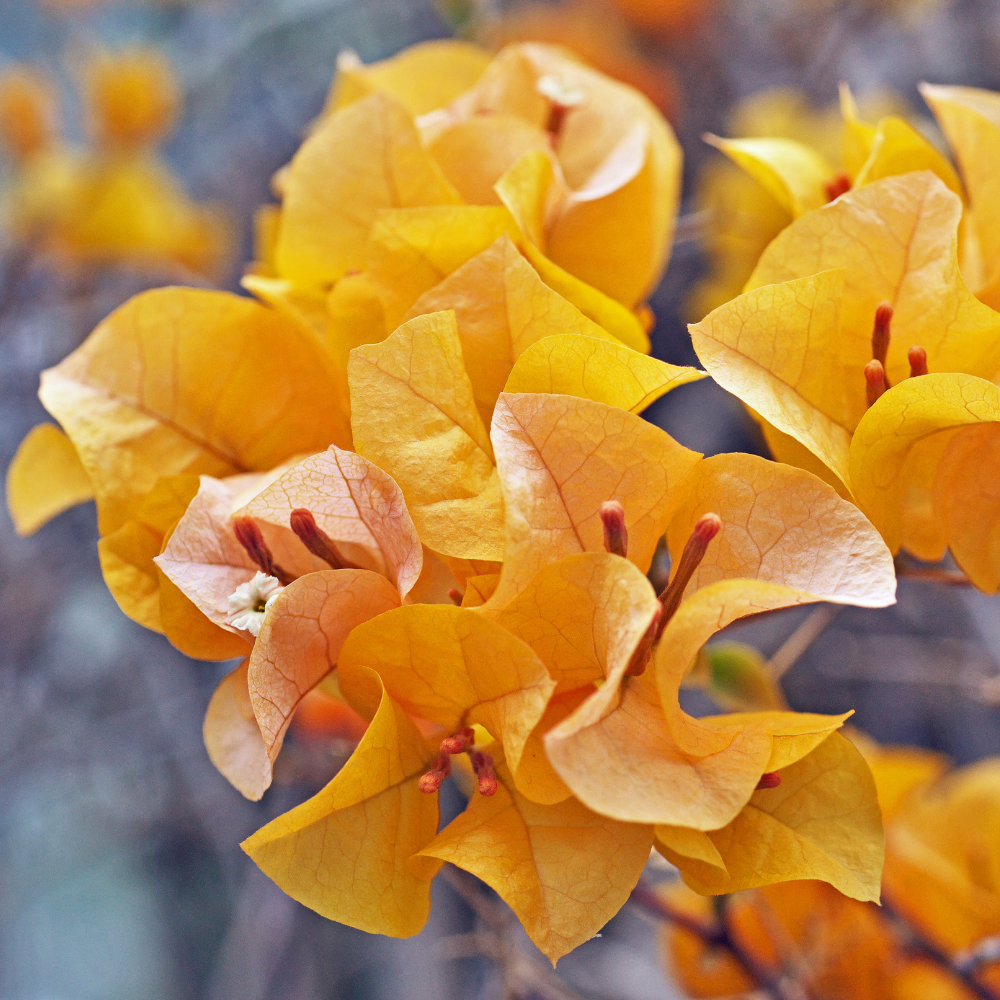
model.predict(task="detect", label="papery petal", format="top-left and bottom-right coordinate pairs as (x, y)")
top-left (850, 372), bottom-right (1000, 562)
top-left (489, 392), bottom-right (700, 606)
top-left (349, 311), bottom-right (503, 561)
top-left (203, 659), bottom-right (271, 802)
top-left (238, 446), bottom-right (422, 598)
top-left (275, 92), bottom-right (460, 286)
top-left (689, 269), bottom-right (855, 489)
top-left (747, 172), bottom-right (1000, 389)
top-left (248, 569), bottom-right (401, 766)
top-left (416, 748), bottom-right (652, 964)
top-left (38, 288), bottom-right (350, 535)
top-left (704, 134), bottom-right (833, 216)
top-left (403, 235), bottom-right (619, 424)
top-left (505, 333), bottom-right (705, 412)
top-left (6, 423), bottom-right (93, 536)
top-left (661, 733), bottom-right (884, 903)
top-left (328, 41), bottom-right (491, 117)
top-left (243, 666), bottom-right (440, 937)
top-left (338, 604), bottom-right (555, 779)
top-left (666, 451), bottom-right (897, 608)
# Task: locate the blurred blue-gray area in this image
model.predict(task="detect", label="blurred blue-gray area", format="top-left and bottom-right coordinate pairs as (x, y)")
top-left (2, 1), bottom-right (1000, 997)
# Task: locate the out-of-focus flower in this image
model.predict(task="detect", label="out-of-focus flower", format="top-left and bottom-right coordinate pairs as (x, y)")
top-left (662, 746), bottom-right (1000, 999)
top-left (84, 48), bottom-right (179, 149)
top-left (688, 86), bottom-right (951, 321)
top-left (690, 171), bottom-right (1000, 590)
top-left (471, 1), bottom-right (679, 119)
top-left (0, 50), bottom-right (230, 281)
top-left (243, 389), bottom-right (895, 958)
top-left (607, 0), bottom-right (715, 38)
top-left (0, 66), bottom-right (57, 161)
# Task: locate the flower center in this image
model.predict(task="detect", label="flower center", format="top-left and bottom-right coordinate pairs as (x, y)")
top-left (864, 301), bottom-right (929, 407)
top-left (418, 726), bottom-right (497, 797)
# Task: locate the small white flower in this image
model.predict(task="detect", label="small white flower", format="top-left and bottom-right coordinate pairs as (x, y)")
top-left (536, 74), bottom-right (585, 109)
top-left (225, 571), bottom-right (283, 638)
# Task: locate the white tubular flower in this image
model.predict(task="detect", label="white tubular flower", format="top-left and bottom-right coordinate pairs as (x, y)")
top-left (225, 571), bottom-right (283, 637)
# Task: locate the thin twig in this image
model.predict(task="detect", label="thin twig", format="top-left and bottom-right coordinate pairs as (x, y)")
top-left (439, 866), bottom-right (601, 1000)
top-left (956, 936), bottom-right (1000, 976)
top-left (768, 605), bottom-right (842, 681)
top-left (880, 895), bottom-right (1000, 1000)
top-left (895, 565), bottom-right (973, 586)
top-left (630, 882), bottom-right (811, 1000)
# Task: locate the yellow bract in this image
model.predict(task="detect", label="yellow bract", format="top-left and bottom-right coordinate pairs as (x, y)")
top-left (659, 732), bottom-right (884, 902)
top-left (99, 473), bottom-right (200, 633)
top-left (243, 667), bottom-right (441, 937)
top-left (6, 423), bottom-right (93, 536)
top-left (275, 91), bottom-right (461, 287)
top-left (417, 747), bottom-right (653, 964)
top-left (921, 83), bottom-right (1000, 307)
top-left (690, 172), bottom-right (1000, 577)
top-left (349, 310), bottom-right (503, 561)
top-left (203, 659), bottom-right (271, 802)
top-left (488, 392), bottom-right (701, 606)
top-left (850, 372), bottom-right (1000, 573)
top-left (704, 134), bottom-right (833, 216)
top-left (339, 605), bottom-right (556, 779)
top-left (504, 334), bottom-right (705, 411)
top-left (38, 287), bottom-right (350, 536)
top-left (327, 41), bottom-right (492, 117)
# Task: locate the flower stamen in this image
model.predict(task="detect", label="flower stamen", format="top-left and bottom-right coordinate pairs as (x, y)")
top-left (824, 171), bottom-right (851, 201)
top-left (656, 513), bottom-right (723, 639)
top-left (600, 500), bottom-right (628, 557)
top-left (470, 750), bottom-right (498, 797)
top-left (908, 345), bottom-right (929, 378)
top-left (289, 508), bottom-right (363, 572)
top-left (865, 359), bottom-right (888, 407)
top-left (233, 516), bottom-right (294, 585)
top-left (417, 750), bottom-right (451, 793)
top-left (418, 726), bottom-right (497, 796)
top-left (756, 771), bottom-right (782, 790)
top-left (625, 514), bottom-right (722, 677)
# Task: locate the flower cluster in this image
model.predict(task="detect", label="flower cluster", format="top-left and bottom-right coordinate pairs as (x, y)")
top-left (6, 41), bottom-right (909, 963)
top-left (690, 82), bottom-right (1000, 593)
top-left (664, 744), bottom-right (1000, 999)
top-left (0, 48), bottom-right (230, 283)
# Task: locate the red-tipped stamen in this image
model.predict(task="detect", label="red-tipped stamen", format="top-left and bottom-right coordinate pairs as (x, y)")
top-left (756, 771), bottom-right (782, 790)
top-left (824, 171), bottom-right (851, 201)
top-left (470, 750), bottom-right (498, 797)
top-left (908, 345), bottom-right (928, 378)
top-left (624, 606), bottom-right (662, 677)
top-left (232, 516), bottom-right (294, 585)
top-left (418, 750), bottom-right (452, 794)
top-left (655, 513), bottom-right (723, 640)
top-left (440, 726), bottom-right (475, 756)
top-left (872, 301), bottom-right (893, 372)
top-left (289, 508), bottom-right (362, 571)
top-left (865, 359), bottom-right (888, 407)
top-left (600, 500), bottom-right (628, 558)
top-left (448, 588), bottom-right (464, 606)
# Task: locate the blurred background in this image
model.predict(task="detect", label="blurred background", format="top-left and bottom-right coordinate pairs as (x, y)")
top-left (3, 0), bottom-right (1000, 997)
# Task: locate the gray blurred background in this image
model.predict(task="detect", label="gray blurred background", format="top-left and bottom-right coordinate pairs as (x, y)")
top-left (3, 1), bottom-right (1000, 997)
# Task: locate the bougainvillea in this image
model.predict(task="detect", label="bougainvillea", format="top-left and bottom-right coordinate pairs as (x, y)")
top-left (4, 37), bottom-right (936, 969)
